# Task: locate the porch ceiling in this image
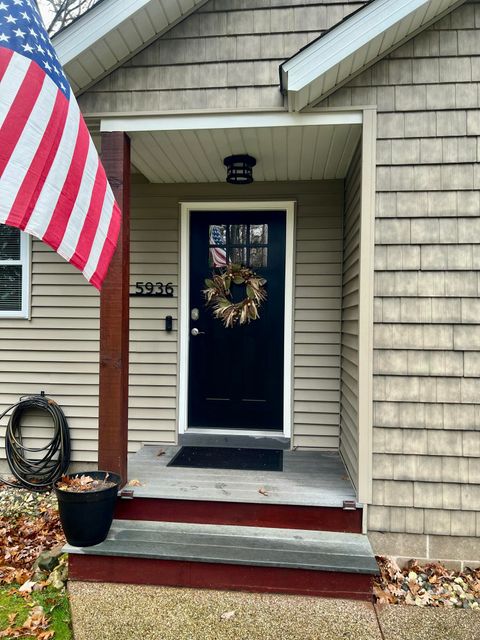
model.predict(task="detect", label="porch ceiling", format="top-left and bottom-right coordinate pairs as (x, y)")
top-left (100, 112), bottom-right (362, 184)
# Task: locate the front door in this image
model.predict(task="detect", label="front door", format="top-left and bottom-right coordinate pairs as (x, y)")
top-left (188, 211), bottom-right (286, 430)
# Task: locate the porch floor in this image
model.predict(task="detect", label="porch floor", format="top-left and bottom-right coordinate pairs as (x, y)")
top-left (126, 446), bottom-right (357, 508)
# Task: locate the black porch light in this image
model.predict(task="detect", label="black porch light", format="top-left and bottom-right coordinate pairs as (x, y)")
top-left (223, 154), bottom-right (256, 185)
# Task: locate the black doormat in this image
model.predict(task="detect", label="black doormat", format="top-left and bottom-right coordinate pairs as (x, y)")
top-left (168, 446), bottom-right (283, 472)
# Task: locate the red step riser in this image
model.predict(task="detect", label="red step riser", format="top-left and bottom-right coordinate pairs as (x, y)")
top-left (69, 555), bottom-right (373, 601)
top-left (114, 498), bottom-right (362, 533)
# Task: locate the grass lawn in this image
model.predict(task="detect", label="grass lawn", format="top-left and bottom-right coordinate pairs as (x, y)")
top-left (0, 584), bottom-right (72, 639)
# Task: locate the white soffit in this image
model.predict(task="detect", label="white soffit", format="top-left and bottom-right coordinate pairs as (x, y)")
top-left (281, 0), bottom-right (465, 112)
top-left (100, 111), bottom-right (362, 183)
top-left (52, 0), bottom-right (208, 94)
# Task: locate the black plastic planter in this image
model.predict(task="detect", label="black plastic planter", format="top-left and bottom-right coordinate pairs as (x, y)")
top-left (55, 471), bottom-right (121, 547)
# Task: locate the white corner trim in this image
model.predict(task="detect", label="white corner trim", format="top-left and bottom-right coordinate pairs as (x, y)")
top-left (357, 109), bottom-right (376, 505)
top-left (100, 110), bottom-right (363, 133)
top-left (53, 0), bottom-right (207, 66)
top-left (178, 201), bottom-right (296, 439)
top-left (281, 0), bottom-right (463, 110)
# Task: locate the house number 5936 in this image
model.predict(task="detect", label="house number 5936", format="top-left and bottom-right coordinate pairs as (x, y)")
top-left (131, 282), bottom-right (174, 297)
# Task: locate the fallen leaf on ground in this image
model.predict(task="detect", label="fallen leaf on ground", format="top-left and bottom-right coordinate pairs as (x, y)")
top-left (128, 479), bottom-right (143, 486)
top-left (258, 487), bottom-right (269, 496)
top-left (18, 579), bottom-right (36, 593)
top-left (157, 449), bottom-right (166, 456)
top-left (220, 610), bottom-right (236, 620)
top-left (374, 556), bottom-right (480, 609)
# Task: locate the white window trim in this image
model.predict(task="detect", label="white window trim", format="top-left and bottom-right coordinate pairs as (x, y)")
top-left (0, 230), bottom-right (31, 319)
top-left (178, 201), bottom-right (296, 440)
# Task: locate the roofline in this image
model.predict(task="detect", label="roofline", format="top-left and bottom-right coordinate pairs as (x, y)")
top-left (280, 0), bottom-right (466, 111)
top-left (52, 0), bottom-right (207, 67)
top-left (279, 0), bottom-right (375, 95)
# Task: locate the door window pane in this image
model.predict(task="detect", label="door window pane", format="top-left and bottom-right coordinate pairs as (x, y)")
top-left (229, 224), bottom-right (247, 244)
top-left (209, 224), bottom-right (226, 245)
top-left (229, 247), bottom-right (247, 265)
top-left (209, 246), bottom-right (227, 267)
top-left (250, 247), bottom-right (267, 268)
top-left (250, 224), bottom-right (268, 245)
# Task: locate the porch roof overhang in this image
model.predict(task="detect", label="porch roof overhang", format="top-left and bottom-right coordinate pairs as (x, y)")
top-left (99, 110), bottom-right (363, 183)
top-left (52, 0), bottom-right (208, 95)
top-left (280, 0), bottom-right (465, 112)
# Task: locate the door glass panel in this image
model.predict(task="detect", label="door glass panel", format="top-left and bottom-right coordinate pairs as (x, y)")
top-left (209, 224), bottom-right (226, 245)
top-left (229, 247), bottom-right (247, 265)
top-left (229, 224), bottom-right (247, 244)
top-left (209, 246), bottom-right (227, 267)
top-left (250, 224), bottom-right (268, 245)
top-left (250, 247), bottom-right (267, 268)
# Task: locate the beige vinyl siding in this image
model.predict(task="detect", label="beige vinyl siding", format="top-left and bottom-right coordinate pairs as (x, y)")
top-left (0, 241), bottom-right (100, 464)
top-left (78, 0), bottom-right (367, 114)
top-left (320, 0), bottom-right (480, 536)
top-left (128, 180), bottom-right (343, 450)
top-left (340, 143), bottom-right (361, 486)
top-left (129, 178), bottom-right (179, 446)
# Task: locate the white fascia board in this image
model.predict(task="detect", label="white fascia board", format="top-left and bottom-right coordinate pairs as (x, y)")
top-left (52, 0), bottom-right (204, 66)
top-left (281, 0), bottom-right (457, 94)
top-left (100, 110), bottom-right (363, 132)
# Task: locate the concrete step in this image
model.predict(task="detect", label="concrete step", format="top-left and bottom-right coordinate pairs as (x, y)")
top-left (67, 520), bottom-right (378, 599)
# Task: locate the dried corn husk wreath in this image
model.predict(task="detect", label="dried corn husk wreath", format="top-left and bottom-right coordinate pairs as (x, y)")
top-left (203, 263), bottom-right (267, 327)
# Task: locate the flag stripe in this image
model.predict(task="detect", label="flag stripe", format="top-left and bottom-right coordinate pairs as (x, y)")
top-left (0, 52), bottom-right (31, 131)
top-left (0, 76), bottom-right (59, 225)
top-left (42, 115), bottom-right (91, 250)
top-left (90, 203), bottom-right (121, 289)
top-left (69, 163), bottom-right (108, 272)
top-left (24, 96), bottom-right (80, 239)
top-left (0, 62), bottom-right (45, 181)
top-left (0, 48), bottom-right (14, 82)
top-left (5, 88), bottom-right (69, 230)
top-left (83, 186), bottom-right (116, 282)
top-left (57, 137), bottom-right (99, 261)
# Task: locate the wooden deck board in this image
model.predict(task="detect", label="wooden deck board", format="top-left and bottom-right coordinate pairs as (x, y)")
top-left (126, 446), bottom-right (357, 507)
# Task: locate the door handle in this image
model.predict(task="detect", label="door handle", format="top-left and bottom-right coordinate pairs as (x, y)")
top-left (191, 327), bottom-right (205, 336)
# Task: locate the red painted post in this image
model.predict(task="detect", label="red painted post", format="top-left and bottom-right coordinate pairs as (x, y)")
top-left (98, 132), bottom-right (130, 484)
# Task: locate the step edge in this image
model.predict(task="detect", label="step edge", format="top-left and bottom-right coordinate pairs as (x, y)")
top-left (65, 545), bottom-right (379, 575)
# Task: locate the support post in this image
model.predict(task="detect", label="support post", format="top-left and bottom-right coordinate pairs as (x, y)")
top-left (98, 132), bottom-right (130, 484)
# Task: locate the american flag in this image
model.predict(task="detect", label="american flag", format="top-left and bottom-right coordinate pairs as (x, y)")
top-left (209, 225), bottom-right (227, 267)
top-left (0, 0), bottom-right (121, 289)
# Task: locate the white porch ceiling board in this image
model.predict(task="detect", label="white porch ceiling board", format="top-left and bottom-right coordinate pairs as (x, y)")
top-left (256, 129), bottom-right (278, 183)
top-left (52, 0), bottom-right (208, 94)
top-left (281, 0), bottom-right (465, 111)
top-left (128, 122), bottom-right (360, 184)
top-left (335, 126), bottom-right (362, 179)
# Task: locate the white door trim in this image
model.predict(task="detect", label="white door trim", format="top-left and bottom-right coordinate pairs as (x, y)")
top-left (178, 201), bottom-right (296, 438)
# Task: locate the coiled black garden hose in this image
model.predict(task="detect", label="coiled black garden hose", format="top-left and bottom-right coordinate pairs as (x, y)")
top-left (0, 394), bottom-right (70, 491)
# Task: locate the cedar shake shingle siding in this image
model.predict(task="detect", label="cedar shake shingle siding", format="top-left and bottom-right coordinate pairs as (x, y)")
top-left (321, 0), bottom-right (480, 537)
top-left (78, 0), bottom-right (368, 113)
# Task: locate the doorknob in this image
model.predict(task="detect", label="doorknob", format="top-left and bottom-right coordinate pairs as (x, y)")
top-left (191, 327), bottom-right (205, 336)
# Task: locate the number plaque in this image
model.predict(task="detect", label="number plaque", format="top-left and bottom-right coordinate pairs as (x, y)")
top-left (130, 282), bottom-right (175, 297)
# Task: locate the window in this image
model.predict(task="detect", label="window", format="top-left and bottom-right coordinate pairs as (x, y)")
top-left (208, 223), bottom-right (268, 268)
top-left (0, 224), bottom-right (30, 318)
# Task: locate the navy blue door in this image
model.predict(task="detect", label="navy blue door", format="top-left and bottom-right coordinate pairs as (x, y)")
top-left (188, 211), bottom-right (286, 430)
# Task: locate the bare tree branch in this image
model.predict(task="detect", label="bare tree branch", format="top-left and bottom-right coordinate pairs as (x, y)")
top-left (43, 0), bottom-right (99, 35)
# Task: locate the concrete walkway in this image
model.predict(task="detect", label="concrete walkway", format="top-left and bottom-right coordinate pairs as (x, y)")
top-left (68, 582), bottom-right (480, 640)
